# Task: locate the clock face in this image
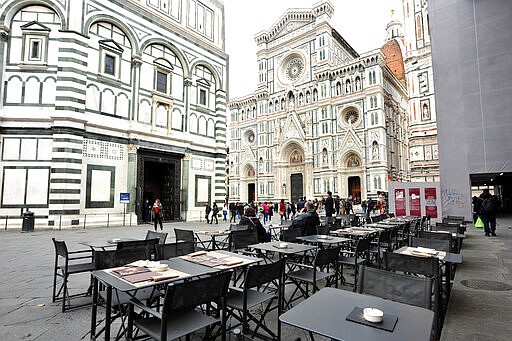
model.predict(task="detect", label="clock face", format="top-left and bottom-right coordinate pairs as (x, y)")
top-left (285, 58), bottom-right (304, 81)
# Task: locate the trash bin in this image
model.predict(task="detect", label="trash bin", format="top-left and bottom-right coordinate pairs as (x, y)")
top-left (21, 210), bottom-right (35, 232)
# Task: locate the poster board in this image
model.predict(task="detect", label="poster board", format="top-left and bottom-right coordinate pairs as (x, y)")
top-left (388, 182), bottom-right (442, 223)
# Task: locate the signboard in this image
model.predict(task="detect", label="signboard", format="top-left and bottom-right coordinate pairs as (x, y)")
top-left (394, 189), bottom-right (406, 216)
top-left (120, 192), bottom-right (130, 204)
top-left (409, 188), bottom-right (421, 216)
top-left (425, 187), bottom-right (438, 218)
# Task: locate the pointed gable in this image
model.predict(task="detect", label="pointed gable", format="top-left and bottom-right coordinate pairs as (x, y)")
top-left (20, 21), bottom-right (51, 32)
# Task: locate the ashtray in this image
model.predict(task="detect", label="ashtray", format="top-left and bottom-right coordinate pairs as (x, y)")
top-left (274, 242), bottom-right (288, 249)
top-left (155, 263), bottom-right (169, 271)
top-left (363, 308), bottom-right (383, 323)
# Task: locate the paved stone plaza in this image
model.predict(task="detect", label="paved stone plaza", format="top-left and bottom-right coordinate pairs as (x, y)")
top-left (0, 215), bottom-right (511, 340)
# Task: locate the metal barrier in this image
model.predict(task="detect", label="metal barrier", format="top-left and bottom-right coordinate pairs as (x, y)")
top-left (1, 212), bottom-right (136, 230)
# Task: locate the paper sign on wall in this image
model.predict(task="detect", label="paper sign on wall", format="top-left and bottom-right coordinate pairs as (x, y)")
top-left (409, 188), bottom-right (421, 216)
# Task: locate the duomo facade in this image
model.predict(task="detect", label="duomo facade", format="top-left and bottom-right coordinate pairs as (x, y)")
top-left (228, 1), bottom-right (411, 204)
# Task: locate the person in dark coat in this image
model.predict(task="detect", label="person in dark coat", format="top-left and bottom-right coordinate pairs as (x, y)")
top-left (211, 202), bottom-right (219, 224)
top-left (480, 189), bottom-right (497, 236)
top-left (324, 191), bottom-right (334, 225)
top-left (239, 207), bottom-right (270, 242)
top-left (205, 202), bottom-right (212, 224)
top-left (291, 202), bottom-right (320, 236)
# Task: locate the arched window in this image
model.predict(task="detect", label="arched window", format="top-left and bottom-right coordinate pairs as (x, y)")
top-left (298, 93), bottom-right (304, 106)
top-left (306, 91), bottom-right (311, 104)
top-left (416, 15), bottom-right (422, 39)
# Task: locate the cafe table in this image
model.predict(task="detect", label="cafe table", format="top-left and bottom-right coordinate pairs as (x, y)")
top-left (90, 250), bottom-right (259, 340)
top-left (80, 238), bottom-right (138, 250)
top-left (296, 234), bottom-right (351, 247)
top-left (279, 287), bottom-right (434, 341)
top-left (194, 229), bottom-right (231, 250)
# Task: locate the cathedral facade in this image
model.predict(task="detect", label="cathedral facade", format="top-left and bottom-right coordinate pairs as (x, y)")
top-left (228, 1), bottom-right (409, 204)
top-left (0, 0), bottom-right (228, 227)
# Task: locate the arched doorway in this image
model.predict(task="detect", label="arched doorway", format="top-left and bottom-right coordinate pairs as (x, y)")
top-left (242, 164), bottom-right (256, 203)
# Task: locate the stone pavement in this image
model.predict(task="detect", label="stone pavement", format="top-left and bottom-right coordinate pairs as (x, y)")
top-left (440, 214), bottom-right (512, 341)
top-left (1, 214), bottom-right (511, 340)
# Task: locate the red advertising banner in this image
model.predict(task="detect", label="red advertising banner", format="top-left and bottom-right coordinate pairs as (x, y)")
top-left (424, 187), bottom-right (438, 218)
top-left (394, 189), bottom-right (406, 216)
top-left (409, 188), bottom-right (421, 216)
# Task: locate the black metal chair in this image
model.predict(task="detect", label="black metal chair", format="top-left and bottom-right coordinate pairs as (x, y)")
top-left (339, 237), bottom-right (371, 291)
top-left (128, 271), bottom-right (232, 341)
top-left (383, 251), bottom-right (442, 337)
top-left (155, 241), bottom-right (195, 260)
top-left (286, 246), bottom-right (341, 305)
top-left (358, 265), bottom-right (433, 309)
top-left (93, 249), bottom-right (159, 340)
top-left (280, 228), bottom-right (301, 242)
top-left (116, 239), bottom-right (158, 260)
top-left (51, 238), bottom-right (95, 312)
top-left (145, 230), bottom-right (168, 244)
top-left (369, 229), bottom-right (391, 266)
top-left (230, 224), bottom-right (249, 232)
top-left (226, 259), bottom-right (286, 340)
top-left (230, 229), bottom-right (259, 254)
top-left (411, 237), bottom-right (451, 252)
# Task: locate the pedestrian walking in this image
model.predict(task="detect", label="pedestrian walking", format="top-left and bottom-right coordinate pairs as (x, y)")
top-left (152, 199), bottom-right (163, 231)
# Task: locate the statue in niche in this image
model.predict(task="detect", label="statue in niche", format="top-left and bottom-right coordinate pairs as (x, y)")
top-left (346, 80), bottom-right (352, 93)
top-left (355, 78), bottom-right (361, 90)
top-left (306, 92), bottom-right (311, 104)
top-left (288, 96), bottom-right (294, 109)
top-left (372, 143), bottom-right (379, 160)
top-left (336, 83), bottom-right (341, 96)
top-left (322, 149), bottom-right (328, 164)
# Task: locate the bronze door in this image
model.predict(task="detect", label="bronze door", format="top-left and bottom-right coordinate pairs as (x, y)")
top-left (290, 173), bottom-right (303, 203)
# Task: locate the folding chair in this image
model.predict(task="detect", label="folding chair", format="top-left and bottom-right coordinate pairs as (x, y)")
top-left (128, 271), bottom-right (232, 341)
top-left (145, 230), bottom-right (168, 244)
top-left (358, 265), bottom-right (432, 309)
top-left (116, 239), bottom-right (158, 260)
top-left (155, 241), bottom-right (195, 260)
top-left (286, 246), bottom-right (341, 306)
top-left (280, 228), bottom-right (301, 242)
top-left (369, 229), bottom-right (391, 267)
top-left (230, 229), bottom-right (259, 254)
top-left (51, 238), bottom-right (95, 312)
top-left (384, 252), bottom-right (442, 337)
top-left (226, 259), bottom-right (286, 340)
top-left (93, 249), bottom-right (160, 340)
top-left (339, 237), bottom-right (371, 291)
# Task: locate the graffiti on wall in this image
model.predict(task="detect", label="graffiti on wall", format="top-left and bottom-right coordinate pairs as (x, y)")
top-left (441, 188), bottom-right (467, 209)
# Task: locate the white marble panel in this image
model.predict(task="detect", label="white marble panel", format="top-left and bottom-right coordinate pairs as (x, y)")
top-left (25, 78), bottom-right (40, 104)
top-left (2, 169), bottom-right (26, 205)
top-left (26, 168), bottom-right (49, 205)
top-left (196, 177), bottom-right (209, 202)
top-left (37, 139), bottom-right (52, 160)
top-left (3, 138), bottom-right (20, 160)
top-left (20, 139), bottom-right (37, 160)
top-left (91, 169), bottom-right (111, 202)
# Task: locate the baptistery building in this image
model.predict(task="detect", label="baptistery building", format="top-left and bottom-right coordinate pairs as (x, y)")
top-left (0, 0), bottom-right (228, 227)
top-left (228, 1), bottom-right (409, 204)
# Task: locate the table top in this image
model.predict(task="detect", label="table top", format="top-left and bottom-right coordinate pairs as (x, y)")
top-left (248, 241), bottom-right (317, 255)
top-left (279, 287), bottom-right (434, 341)
top-left (331, 228), bottom-right (380, 237)
top-left (195, 229), bottom-right (230, 236)
top-left (297, 235), bottom-right (351, 245)
top-left (91, 250), bottom-right (259, 292)
top-left (80, 238), bottom-right (138, 249)
top-left (395, 246), bottom-right (463, 264)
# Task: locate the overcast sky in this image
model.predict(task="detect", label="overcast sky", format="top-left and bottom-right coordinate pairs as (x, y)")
top-left (224, 0), bottom-right (403, 98)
